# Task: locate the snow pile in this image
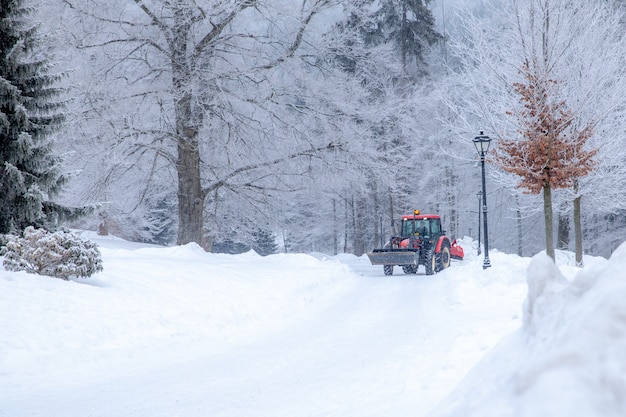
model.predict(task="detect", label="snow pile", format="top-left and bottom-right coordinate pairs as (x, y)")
top-left (0, 236), bottom-right (355, 388)
top-left (432, 243), bottom-right (626, 417)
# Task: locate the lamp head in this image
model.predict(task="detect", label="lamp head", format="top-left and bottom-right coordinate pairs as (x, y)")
top-left (473, 131), bottom-right (492, 155)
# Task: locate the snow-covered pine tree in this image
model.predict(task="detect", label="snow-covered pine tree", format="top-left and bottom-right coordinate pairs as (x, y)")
top-left (0, 0), bottom-right (69, 233)
top-left (252, 229), bottom-right (278, 257)
top-left (350, 0), bottom-right (442, 78)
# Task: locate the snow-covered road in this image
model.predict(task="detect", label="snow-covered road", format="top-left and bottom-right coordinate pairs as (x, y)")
top-left (1, 236), bottom-right (527, 417)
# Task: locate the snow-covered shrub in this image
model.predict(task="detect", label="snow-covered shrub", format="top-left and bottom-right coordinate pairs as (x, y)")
top-left (1, 227), bottom-right (103, 280)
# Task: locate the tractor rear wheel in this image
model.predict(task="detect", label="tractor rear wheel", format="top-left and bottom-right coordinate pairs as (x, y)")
top-left (383, 265), bottom-right (393, 275)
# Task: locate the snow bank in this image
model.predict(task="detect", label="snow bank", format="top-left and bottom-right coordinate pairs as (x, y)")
top-left (0, 239), bottom-right (355, 385)
top-left (431, 243), bottom-right (626, 417)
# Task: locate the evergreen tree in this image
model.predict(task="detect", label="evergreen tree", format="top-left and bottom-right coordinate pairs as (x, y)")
top-left (252, 229), bottom-right (278, 257)
top-left (345, 0), bottom-right (442, 77)
top-left (0, 0), bottom-right (69, 233)
top-left (211, 238), bottom-right (250, 255)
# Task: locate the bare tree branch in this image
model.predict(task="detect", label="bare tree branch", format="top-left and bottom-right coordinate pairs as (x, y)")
top-left (202, 143), bottom-right (341, 197)
top-left (192, 0), bottom-right (256, 64)
top-left (258, 0), bottom-right (330, 70)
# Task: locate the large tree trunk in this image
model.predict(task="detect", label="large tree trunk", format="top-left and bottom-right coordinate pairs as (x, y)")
top-left (543, 184), bottom-right (555, 260)
top-left (174, 87), bottom-right (204, 247)
top-left (176, 136), bottom-right (204, 246)
top-left (574, 195), bottom-right (583, 267)
top-left (172, 13), bottom-right (205, 247)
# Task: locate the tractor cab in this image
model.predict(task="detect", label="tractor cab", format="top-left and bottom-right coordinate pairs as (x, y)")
top-left (400, 211), bottom-right (443, 240)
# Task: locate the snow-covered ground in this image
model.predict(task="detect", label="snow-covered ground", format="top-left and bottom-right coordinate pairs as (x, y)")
top-left (0, 233), bottom-right (623, 417)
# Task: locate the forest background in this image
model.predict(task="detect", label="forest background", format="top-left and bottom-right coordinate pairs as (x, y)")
top-left (30, 0), bottom-right (626, 258)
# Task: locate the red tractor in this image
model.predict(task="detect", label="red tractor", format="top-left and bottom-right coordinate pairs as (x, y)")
top-left (367, 210), bottom-right (464, 275)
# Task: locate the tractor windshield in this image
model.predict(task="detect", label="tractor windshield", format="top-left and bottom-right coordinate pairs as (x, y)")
top-left (401, 219), bottom-right (429, 237)
top-left (401, 218), bottom-right (441, 238)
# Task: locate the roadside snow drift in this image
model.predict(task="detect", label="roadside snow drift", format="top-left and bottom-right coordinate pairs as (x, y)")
top-left (432, 243), bottom-right (626, 417)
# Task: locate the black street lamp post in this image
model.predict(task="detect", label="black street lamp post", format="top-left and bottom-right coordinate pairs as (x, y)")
top-left (477, 190), bottom-right (482, 256)
top-left (473, 131), bottom-right (492, 269)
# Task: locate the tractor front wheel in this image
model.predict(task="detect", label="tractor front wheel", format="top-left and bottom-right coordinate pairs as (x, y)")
top-left (384, 265), bottom-right (393, 276)
top-left (424, 250), bottom-right (435, 275)
top-left (402, 265), bottom-right (417, 274)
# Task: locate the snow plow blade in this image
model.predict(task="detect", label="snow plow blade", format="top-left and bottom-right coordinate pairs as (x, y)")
top-left (366, 249), bottom-right (418, 266)
top-left (450, 240), bottom-right (464, 261)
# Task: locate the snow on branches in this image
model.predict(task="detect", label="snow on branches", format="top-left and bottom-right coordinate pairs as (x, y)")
top-left (2, 227), bottom-right (103, 280)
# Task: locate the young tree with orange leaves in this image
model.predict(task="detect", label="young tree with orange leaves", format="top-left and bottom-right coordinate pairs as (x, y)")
top-left (493, 64), bottom-right (597, 261)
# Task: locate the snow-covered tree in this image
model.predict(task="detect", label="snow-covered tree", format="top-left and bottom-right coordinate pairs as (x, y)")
top-left (442, 0), bottom-right (626, 259)
top-left (60, 0), bottom-right (345, 249)
top-left (360, 0), bottom-right (442, 77)
top-left (251, 229), bottom-right (278, 256)
top-left (0, 0), bottom-right (71, 233)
